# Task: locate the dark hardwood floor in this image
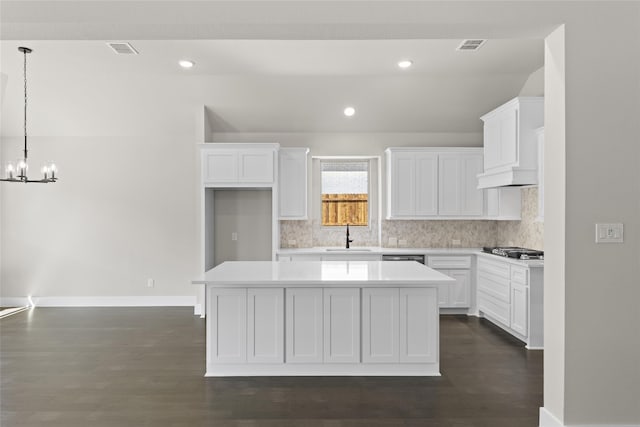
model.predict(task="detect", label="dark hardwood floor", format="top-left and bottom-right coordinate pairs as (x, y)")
top-left (1, 308), bottom-right (542, 427)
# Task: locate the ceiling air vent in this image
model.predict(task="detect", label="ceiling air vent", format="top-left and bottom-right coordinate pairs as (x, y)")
top-left (457, 39), bottom-right (486, 51)
top-left (107, 42), bottom-right (139, 55)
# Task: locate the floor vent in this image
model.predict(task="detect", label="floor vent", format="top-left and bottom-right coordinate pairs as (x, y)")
top-left (107, 42), bottom-right (139, 55)
top-left (457, 39), bottom-right (486, 51)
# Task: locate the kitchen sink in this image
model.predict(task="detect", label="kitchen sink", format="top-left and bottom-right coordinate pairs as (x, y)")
top-left (325, 248), bottom-right (373, 252)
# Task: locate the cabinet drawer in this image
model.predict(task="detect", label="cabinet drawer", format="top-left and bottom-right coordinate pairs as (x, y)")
top-left (478, 257), bottom-right (510, 278)
top-left (477, 270), bottom-right (510, 303)
top-left (510, 266), bottom-right (528, 285)
top-left (428, 256), bottom-right (471, 269)
top-left (478, 292), bottom-right (510, 328)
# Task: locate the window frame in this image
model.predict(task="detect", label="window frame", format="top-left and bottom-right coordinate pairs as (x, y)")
top-left (312, 156), bottom-right (381, 232)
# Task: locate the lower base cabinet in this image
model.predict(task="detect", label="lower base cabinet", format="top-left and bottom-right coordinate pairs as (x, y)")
top-left (207, 286), bottom-right (439, 375)
top-left (285, 288), bottom-right (323, 363)
top-left (477, 256), bottom-right (543, 349)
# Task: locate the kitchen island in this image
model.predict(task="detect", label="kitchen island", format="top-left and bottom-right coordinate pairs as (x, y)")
top-left (193, 260), bottom-right (454, 377)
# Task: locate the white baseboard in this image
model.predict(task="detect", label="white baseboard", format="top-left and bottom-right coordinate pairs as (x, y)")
top-left (539, 408), bottom-right (563, 427)
top-left (539, 407), bottom-right (640, 427)
top-left (0, 297), bottom-right (30, 307)
top-left (0, 296), bottom-right (196, 308)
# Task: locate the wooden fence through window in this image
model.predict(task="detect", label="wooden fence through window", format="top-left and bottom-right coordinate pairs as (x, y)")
top-left (322, 193), bottom-right (368, 226)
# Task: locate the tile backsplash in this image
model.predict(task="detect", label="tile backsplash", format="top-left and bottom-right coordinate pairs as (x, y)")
top-left (280, 187), bottom-right (543, 250)
top-left (496, 187), bottom-right (543, 250)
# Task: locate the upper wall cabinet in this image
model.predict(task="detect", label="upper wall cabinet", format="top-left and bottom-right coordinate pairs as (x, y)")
top-left (201, 143), bottom-right (278, 186)
top-left (386, 148), bottom-right (484, 219)
top-left (438, 153), bottom-right (484, 216)
top-left (477, 97), bottom-right (544, 189)
top-left (387, 149), bottom-right (438, 217)
top-left (279, 147), bottom-right (309, 220)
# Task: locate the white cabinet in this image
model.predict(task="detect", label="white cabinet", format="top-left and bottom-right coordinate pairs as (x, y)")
top-left (207, 288), bottom-right (247, 364)
top-left (428, 255), bottom-right (471, 308)
top-left (478, 97), bottom-right (544, 188)
top-left (207, 284), bottom-right (441, 374)
top-left (510, 282), bottom-right (528, 336)
top-left (399, 288), bottom-right (438, 363)
top-left (362, 287), bottom-right (438, 363)
top-left (247, 288), bottom-right (284, 364)
top-left (208, 288), bottom-right (284, 365)
top-left (362, 288), bottom-right (400, 363)
top-left (387, 148), bottom-right (485, 219)
top-left (323, 288), bottom-right (360, 363)
top-left (279, 148), bottom-right (309, 219)
top-left (536, 127), bottom-right (544, 222)
top-left (201, 143), bottom-right (277, 186)
top-left (486, 187), bottom-right (522, 220)
top-left (285, 288), bottom-right (323, 363)
top-left (387, 150), bottom-right (438, 217)
top-left (477, 255), bottom-right (543, 349)
top-left (438, 153), bottom-right (484, 216)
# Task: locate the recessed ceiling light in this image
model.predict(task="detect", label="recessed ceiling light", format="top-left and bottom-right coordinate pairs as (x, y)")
top-left (343, 107), bottom-right (356, 117)
top-left (179, 60), bottom-right (195, 69)
top-left (398, 60), bottom-right (413, 69)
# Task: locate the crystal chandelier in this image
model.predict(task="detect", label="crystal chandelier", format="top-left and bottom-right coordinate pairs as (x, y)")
top-left (1, 47), bottom-right (57, 183)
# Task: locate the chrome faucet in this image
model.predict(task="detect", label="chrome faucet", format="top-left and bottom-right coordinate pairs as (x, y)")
top-left (346, 224), bottom-right (354, 249)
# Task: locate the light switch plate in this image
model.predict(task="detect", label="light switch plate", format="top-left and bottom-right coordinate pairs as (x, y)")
top-left (595, 223), bottom-right (624, 243)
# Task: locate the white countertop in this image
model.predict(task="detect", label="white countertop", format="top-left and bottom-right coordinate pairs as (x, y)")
top-left (277, 247), bottom-right (482, 255)
top-left (475, 251), bottom-right (544, 268)
top-left (193, 260), bottom-right (455, 287)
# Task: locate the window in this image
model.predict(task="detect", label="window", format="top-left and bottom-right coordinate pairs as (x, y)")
top-left (320, 161), bottom-right (369, 226)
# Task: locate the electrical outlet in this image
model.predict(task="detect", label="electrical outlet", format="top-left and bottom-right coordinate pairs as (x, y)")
top-left (288, 239), bottom-right (297, 247)
top-left (452, 239), bottom-right (461, 247)
top-left (147, 278), bottom-right (154, 288)
top-left (232, 232), bottom-right (238, 241)
top-left (388, 237), bottom-right (398, 247)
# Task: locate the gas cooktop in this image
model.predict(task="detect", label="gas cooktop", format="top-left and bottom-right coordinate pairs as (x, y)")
top-left (482, 246), bottom-right (544, 260)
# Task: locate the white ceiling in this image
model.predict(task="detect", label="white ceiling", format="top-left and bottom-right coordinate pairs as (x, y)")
top-left (0, 1), bottom-right (545, 136)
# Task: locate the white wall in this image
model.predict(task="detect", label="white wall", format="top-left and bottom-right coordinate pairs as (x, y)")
top-left (560, 6), bottom-right (640, 424)
top-left (543, 25), bottom-right (566, 424)
top-left (0, 134), bottom-right (200, 302)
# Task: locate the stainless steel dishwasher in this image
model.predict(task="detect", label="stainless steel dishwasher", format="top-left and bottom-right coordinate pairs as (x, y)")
top-left (381, 254), bottom-right (425, 264)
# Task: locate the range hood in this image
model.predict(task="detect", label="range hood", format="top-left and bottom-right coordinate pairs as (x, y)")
top-left (476, 97), bottom-right (543, 189)
top-left (477, 165), bottom-right (539, 189)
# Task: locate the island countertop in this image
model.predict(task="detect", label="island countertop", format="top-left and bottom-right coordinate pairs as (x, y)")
top-left (193, 260), bottom-right (455, 287)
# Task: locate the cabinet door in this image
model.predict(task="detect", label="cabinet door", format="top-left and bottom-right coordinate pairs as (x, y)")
top-left (238, 150), bottom-right (274, 183)
top-left (362, 288), bottom-right (399, 363)
top-left (285, 288), bottom-right (323, 363)
top-left (415, 153), bottom-right (438, 216)
top-left (247, 288), bottom-right (284, 364)
top-left (460, 154), bottom-right (484, 216)
top-left (448, 270), bottom-right (471, 308)
top-left (438, 153), bottom-right (483, 216)
top-left (510, 282), bottom-right (528, 337)
top-left (202, 150), bottom-right (238, 183)
top-left (208, 288), bottom-right (247, 364)
top-left (279, 148), bottom-right (308, 219)
top-left (389, 152), bottom-right (416, 217)
top-left (323, 288), bottom-right (360, 363)
top-left (438, 154), bottom-right (461, 215)
top-left (399, 288), bottom-right (438, 363)
top-left (486, 188), bottom-right (521, 220)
